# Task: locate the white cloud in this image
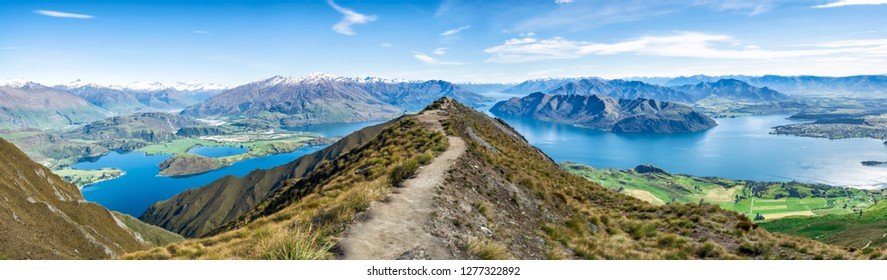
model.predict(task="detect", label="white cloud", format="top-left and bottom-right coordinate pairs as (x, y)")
top-left (484, 32), bottom-right (887, 63)
top-left (413, 52), bottom-right (465, 65)
top-left (381, 43), bottom-right (393, 48)
top-left (441, 25), bottom-right (471, 36)
top-left (194, 30), bottom-right (208, 34)
top-left (34, 10), bottom-right (94, 19)
top-left (814, 0), bottom-right (887, 8)
top-left (555, 0), bottom-right (575, 4)
top-left (327, 0), bottom-right (377, 36)
top-left (433, 47), bottom-right (448, 55)
top-left (516, 1), bottom-right (777, 32)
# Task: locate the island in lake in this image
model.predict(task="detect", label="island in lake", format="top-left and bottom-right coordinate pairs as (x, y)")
top-left (490, 92), bottom-right (717, 133)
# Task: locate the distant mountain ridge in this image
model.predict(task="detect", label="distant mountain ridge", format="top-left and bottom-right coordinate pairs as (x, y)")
top-left (504, 77), bottom-right (789, 104)
top-left (549, 78), bottom-right (697, 103)
top-left (491, 92), bottom-right (717, 133)
top-left (673, 79), bottom-right (791, 102)
top-left (56, 80), bottom-right (228, 113)
top-left (0, 81), bottom-right (111, 129)
top-left (662, 75), bottom-right (887, 97)
top-left (455, 82), bottom-right (516, 93)
top-left (181, 73), bottom-right (491, 126)
top-left (502, 77), bottom-right (589, 94)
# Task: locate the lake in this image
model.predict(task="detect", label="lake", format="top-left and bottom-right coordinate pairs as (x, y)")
top-left (75, 121), bottom-right (384, 216)
top-left (76, 146), bottom-right (327, 217)
top-left (475, 93), bottom-right (887, 189)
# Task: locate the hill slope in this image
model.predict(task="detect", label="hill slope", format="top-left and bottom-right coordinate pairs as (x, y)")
top-left (127, 98), bottom-right (851, 260)
top-left (0, 81), bottom-right (110, 129)
top-left (139, 120), bottom-right (395, 237)
top-left (0, 138), bottom-right (148, 259)
top-left (490, 93), bottom-right (717, 133)
top-left (64, 112), bottom-right (203, 150)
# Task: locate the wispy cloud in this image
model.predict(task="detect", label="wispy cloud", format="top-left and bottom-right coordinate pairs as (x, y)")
top-left (441, 25), bottom-right (471, 36)
top-left (381, 43), bottom-right (393, 48)
top-left (0, 46), bottom-right (20, 51)
top-left (413, 52), bottom-right (465, 65)
top-left (555, 0), bottom-right (575, 4)
top-left (327, 0), bottom-right (377, 36)
top-left (194, 30), bottom-right (209, 34)
top-left (484, 32), bottom-right (887, 63)
top-left (516, 1), bottom-right (777, 32)
top-left (34, 10), bottom-right (94, 19)
top-left (814, 0), bottom-right (887, 8)
top-left (433, 47), bottom-right (448, 55)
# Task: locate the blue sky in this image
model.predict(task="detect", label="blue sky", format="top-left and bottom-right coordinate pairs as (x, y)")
top-left (1, 0), bottom-right (886, 85)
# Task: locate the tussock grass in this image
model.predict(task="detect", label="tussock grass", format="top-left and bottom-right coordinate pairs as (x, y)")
top-left (260, 227), bottom-right (331, 260)
top-left (466, 238), bottom-right (512, 260)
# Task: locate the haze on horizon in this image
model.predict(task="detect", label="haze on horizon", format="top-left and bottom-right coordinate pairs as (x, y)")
top-left (1, 0), bottom-right (886, 86)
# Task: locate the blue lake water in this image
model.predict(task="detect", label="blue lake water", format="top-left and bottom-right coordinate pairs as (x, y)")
top-left (475, 94), bottom-right (887, 189)
top-left (74, 121), bottom-right (387, 216)
top-left (491, 114), bottom-right (887, 190)
top-left (75, 145), bottom-right (327, 217)
top-left (188, 146), bottom-right (248, 158)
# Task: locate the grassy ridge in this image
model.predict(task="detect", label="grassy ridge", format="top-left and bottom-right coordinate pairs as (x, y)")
top-left (124, 116), bottom-right (448, 259)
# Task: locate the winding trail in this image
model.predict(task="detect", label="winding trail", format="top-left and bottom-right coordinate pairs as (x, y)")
top-left (338, 110), bottom-right (465, 260)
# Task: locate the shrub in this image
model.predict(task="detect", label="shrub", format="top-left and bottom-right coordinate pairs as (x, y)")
top-left (388, 159), bottom-right (419, 187)
top-left (696, 241), bottom-right (722, 259)
top-left (416, 152), bottom-right (434, 165)
top-left (466, 238), bottom-right (512, 260)
top-left (260, 228), bottom-right (331, 260)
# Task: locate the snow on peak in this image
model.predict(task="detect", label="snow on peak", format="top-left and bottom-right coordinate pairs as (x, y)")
top-left (0, 78), bottom-right (31, 88)
top-left (57, 79), bottom-right (105, 89)
top-left (115, 81), bottom-right (170, 91)
top-left (171, 80), bottom-right (229, 92)
top-left (258, 73), bottom-right (413, 87)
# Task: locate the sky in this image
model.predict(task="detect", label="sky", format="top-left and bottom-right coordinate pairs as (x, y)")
top-left (1, 0), bottom-right (886, 85)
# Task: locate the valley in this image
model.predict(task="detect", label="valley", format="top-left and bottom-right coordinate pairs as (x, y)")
top-left (563, 163), bottom-right (884, 222)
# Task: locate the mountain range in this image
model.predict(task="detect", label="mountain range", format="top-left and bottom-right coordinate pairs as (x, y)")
top-left (661, 75), bottom-right (887, 97)
top-left (0, 80), bottom-right (112, 129)
top-left (56, 80), bottom-right (227, 113)
top-left (504, 77), bottom-right (791, 104)
top-left (491, 93), bottom-right (717, 133)
top-left (181, 73), bottom-right (491, 126)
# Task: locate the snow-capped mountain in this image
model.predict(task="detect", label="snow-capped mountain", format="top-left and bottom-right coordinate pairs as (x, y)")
top-left (502, 76), bottom-right (598, 94)
top-left (53, 79), bottom-right (228, 113)
top-left (111, 81), bottom-right (228, 92)
top-left (1, 80), bottom-right (110, 129)
top-left (0, 78), bottom-right (39, 88)
top-left (182, 73), bottom-right (491, 126)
